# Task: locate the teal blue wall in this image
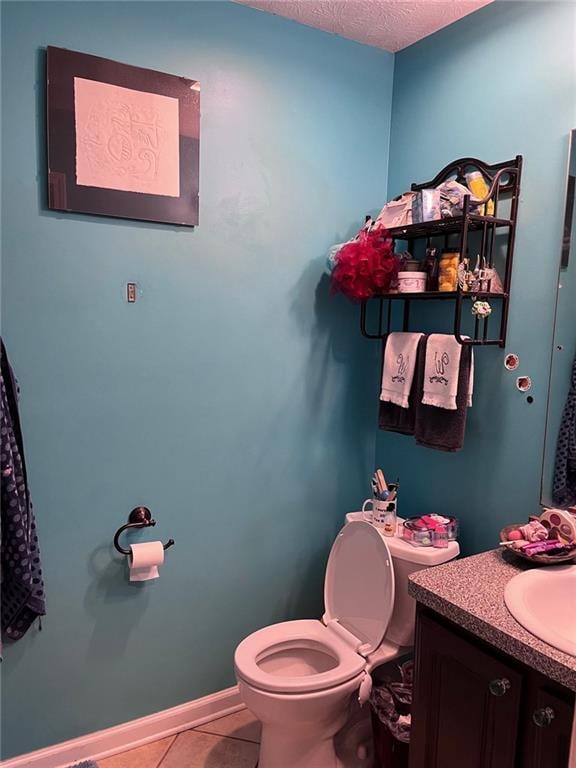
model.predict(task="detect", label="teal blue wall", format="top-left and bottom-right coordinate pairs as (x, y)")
top-left (0, 1), bottom-right (393, 757)
top-left (3, 0), bottom-right (575, 760)
top-left (377, 1), bottom-right (576, 555)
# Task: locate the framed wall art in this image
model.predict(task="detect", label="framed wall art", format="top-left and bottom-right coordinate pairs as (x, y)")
top-left (46, 46), bottom-right (200, 226)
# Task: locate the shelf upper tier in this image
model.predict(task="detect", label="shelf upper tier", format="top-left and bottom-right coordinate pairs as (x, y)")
top-left (370, 291), bottom-right (508, 301)
top-left (386, 214), bottom-right (513, 240)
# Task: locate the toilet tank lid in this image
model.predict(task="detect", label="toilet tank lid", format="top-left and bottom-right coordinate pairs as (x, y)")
top-left (324, 521), bottom-right (394, 655)
top-left (346, 512), bottom-right (460, 566)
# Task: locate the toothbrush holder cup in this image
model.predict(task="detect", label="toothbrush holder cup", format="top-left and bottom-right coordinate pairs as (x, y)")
top-left (362, 485), bottom-right (398, 535)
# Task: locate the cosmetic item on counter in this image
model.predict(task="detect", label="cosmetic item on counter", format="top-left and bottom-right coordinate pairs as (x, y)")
top-left (499, 539), bottom-right (529, 550)
top-left (518, 520), bottom-right (549, 542)
top-left (466, 171), bottom-right (494, 216)
top-left (438, 249), bottom-right (460, 292)
top-left (539, 507), bottom-right (576, 543)
top-left (403, 515), bottom-right (458, 547)
top-left (520, 540), bottom-right (576, 556)
top-left (423, 248), bottom-right (439, 291)
top-left (397, 271), bottom-right (427, 293)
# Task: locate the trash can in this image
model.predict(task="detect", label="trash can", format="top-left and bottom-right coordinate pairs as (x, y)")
top-left (369, 654), bottom-right (413, 768)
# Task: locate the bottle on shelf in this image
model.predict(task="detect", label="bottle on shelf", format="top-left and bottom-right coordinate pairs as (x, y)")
top-left (424, 247), bottom-right (439, 291)
top-left (466, 171), bottom-right (495, 216)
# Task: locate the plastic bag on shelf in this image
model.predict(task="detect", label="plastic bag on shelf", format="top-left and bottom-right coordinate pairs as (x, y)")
top-left (374, 193), bottom-right (416, 229)
top-left (436, 180), bottom-right (481, 218)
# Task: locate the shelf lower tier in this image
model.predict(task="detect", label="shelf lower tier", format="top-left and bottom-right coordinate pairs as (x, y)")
top-left (360, 290), bottom-right (510, 347)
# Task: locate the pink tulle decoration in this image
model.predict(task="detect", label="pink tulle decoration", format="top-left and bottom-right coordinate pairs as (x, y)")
top-left (331, 227), bottom-right (396, 302)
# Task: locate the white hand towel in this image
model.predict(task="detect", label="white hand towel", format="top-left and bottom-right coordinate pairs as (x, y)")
top-left (422, 334), bottom-right (470, 410)
top-left (380, 332), bottom-right (424, 408)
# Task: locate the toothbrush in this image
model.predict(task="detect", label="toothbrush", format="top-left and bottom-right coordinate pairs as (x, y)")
top-left (376, 469), bottom-right (388, 493)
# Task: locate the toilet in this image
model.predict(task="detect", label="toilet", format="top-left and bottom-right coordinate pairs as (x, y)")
top-left (234, 513), bottom-right (459, 768)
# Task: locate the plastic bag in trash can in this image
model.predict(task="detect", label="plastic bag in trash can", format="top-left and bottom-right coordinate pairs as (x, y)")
top-left (369, 656), bottom-right (413, 744)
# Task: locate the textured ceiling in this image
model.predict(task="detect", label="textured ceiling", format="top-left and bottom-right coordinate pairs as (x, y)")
top-left (235, 1), bottom-right (494, 52)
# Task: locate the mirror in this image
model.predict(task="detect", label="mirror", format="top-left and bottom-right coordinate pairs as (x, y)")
top-left (541, 129), bottom-right (576, 507)
top-left (561, 129), bottom-right (576, 269)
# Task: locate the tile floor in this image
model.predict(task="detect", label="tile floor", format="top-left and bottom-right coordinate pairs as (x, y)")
top-left (98, 709), bottom-right (261, 768)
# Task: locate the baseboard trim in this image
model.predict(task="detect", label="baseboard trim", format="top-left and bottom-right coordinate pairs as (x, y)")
top-left (1, 686), bottom-right (243, 768)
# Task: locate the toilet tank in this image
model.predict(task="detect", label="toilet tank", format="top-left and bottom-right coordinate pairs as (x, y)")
top-left (345, 512), bottom-right (459, 648)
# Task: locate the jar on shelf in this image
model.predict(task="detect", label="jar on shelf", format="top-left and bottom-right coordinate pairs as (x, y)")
top-left (438, 249), bottom-right (460, 292)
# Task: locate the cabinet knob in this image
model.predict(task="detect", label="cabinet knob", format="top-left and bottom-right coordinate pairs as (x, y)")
top-left (488, 678), bottom-right (511, 697)
top-left (533, 707), bottom-right (555, 728)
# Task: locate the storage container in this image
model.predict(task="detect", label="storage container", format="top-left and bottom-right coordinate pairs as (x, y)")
top-left (397, 272), bottom-right (427, 293)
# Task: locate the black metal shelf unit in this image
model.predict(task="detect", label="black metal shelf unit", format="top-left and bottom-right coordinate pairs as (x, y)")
top-left (360, 155), bottom-right (522, 347)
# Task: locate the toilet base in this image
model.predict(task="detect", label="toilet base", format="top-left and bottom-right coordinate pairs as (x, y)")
top-left (238, 675), bottom-right (365, 768)
top-left (259, 723), bottom-right (344, 768)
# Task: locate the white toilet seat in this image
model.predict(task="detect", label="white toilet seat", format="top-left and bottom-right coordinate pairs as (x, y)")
top-left (234, 619), bottom-right (366, 694)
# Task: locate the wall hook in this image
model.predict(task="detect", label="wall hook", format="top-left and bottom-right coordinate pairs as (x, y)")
top-left (113, 506), bottom-right (175, 556)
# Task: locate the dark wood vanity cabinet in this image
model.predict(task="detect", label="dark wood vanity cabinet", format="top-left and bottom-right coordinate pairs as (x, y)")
top-left (521, 678), bottom-right (575, 768)
top-left (409, 609), bottom-right (574, 768)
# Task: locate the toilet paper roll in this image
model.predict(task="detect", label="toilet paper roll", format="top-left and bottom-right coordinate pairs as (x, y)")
top-left (129, 541), bottom-right (165, 582)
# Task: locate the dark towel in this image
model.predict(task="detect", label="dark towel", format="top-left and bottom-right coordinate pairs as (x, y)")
top-left (414, 339), bottom-right (472, 452)
top-left (1, 339), bottom-right (46, 641)
top-left (379, 337), bottom-right (426, 435)
top-left (553, 355), bottom-right (576, 507)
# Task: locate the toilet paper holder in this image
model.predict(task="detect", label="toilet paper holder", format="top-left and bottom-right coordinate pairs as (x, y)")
top-left (113, 506), bottom-right (175, 556)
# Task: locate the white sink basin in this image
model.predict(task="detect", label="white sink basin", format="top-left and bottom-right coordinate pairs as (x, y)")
top-left (504, 565), bottom-right (576, 657)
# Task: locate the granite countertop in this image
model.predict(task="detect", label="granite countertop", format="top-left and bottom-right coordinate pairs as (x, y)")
top-left (408, 548), bottom-right (576, 691)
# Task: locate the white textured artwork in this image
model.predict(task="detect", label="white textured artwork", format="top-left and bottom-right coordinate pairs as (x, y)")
top-left (74, 77), bottom-right (180, 197)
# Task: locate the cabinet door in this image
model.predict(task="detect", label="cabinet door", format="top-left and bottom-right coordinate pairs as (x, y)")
top-left (520, 676), bottom-right (575, 768)
top-left (409, 612), bottom-right (523, 768)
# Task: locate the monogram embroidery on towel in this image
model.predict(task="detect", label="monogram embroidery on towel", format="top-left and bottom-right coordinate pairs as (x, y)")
top-left (392, 353), bottom-right (408, 384)
top-left (429, 351), bottom-right (450, 386)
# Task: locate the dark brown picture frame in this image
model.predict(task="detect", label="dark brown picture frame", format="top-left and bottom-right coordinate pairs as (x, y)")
top-left (47, 46), bottom-right (200, 226)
